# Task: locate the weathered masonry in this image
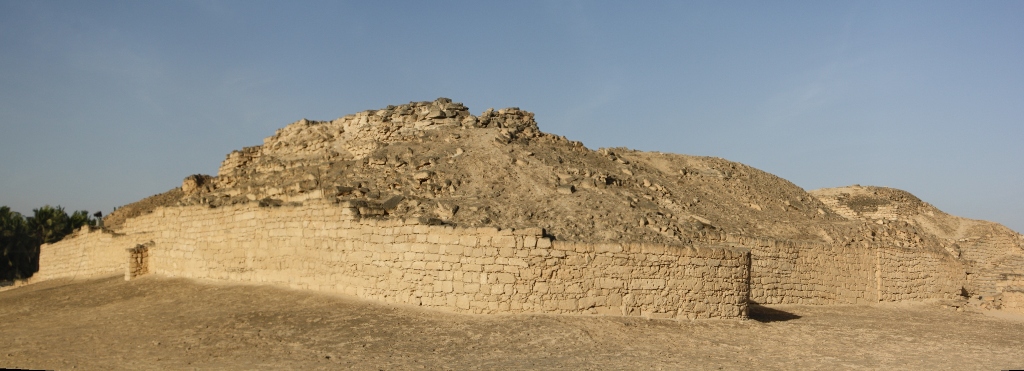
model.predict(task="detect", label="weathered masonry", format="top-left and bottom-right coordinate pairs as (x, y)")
top-left (36, 201), bottom-right (751, 319)
top-left (35, 201), bottom-right (967, 319)
top-left (709, 235), bottom-right (965, 305)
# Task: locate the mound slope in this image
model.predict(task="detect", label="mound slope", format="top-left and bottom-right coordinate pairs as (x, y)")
top-left (102, 97), bottom-right (1023, 308)
top-left (811, 185), bottom-right (1024, 306)
top-left (109, 99), bottom-right (928, 245)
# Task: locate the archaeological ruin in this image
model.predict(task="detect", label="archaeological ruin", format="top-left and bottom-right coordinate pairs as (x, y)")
top-left (28, 98), bottom-right (1024, 319)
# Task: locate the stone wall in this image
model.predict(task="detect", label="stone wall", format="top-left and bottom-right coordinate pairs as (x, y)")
top-left (959, 231), bottom-right (1024, 298)
top-left (993, 257), bottom-right (1024, 312)
top-left (125, 242), bottom-right (151, 281)
top-left (71, 201), bottom-right (751, 319)
top-left (35, 200), bottom-right (971, 318)
top-left (718, 235), bottom-right (877, 304)
top-left (876, 246), bottom-right (966, 301)
top-left (715, 234), bottom-right (966, 304)
top-left (545, 241), bottom-right (749, 319)
top-left (35, 227), bottom-right (141, 281)
top-left (1002, 291), bottom-right (1024, 313)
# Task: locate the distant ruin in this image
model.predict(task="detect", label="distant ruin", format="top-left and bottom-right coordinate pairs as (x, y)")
top-left (30, 98), bottom-right (1024, 318)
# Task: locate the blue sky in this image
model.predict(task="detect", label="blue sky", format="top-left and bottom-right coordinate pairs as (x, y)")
top-left (1, 1), bottom-right (1021, 233)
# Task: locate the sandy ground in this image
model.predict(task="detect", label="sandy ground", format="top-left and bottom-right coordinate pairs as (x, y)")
top-left (1, 275), bottom-right (1023, 370)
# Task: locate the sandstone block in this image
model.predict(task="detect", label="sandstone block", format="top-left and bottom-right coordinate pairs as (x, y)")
top-left (557, 299), bottom-right (578, 311)
top-left (597, 278), bottom-right (624, 289)
top-left (493, 236), bottom-right (517, 248)
top-left (456, 296), bottom-right (470, 310)
top-left (477, 227), bottom-right (499, 236)
top-left (523, 236), bottom-right (538, 248)
top-left (495, 272), bottom-right (516, 284)
top-left (595, 243), bottom-right (623, 253)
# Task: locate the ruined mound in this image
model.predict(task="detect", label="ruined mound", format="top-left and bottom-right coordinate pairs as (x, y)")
top-left (60, 98), bottom-right (1024, 312)
top-left (104, 188), bottom-right (183, 230)
top-left (811, 185), bottom-right (1024, 305)
top-left (129, 98), bottom-right (870, 246)
top-left (104, 98), bottom-right (983, 253)
top-left (810, 185), bottom-right (1024, 254)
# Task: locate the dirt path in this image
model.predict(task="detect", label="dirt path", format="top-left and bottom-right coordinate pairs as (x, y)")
top-left (2, 276), bottom-right (1023, 370)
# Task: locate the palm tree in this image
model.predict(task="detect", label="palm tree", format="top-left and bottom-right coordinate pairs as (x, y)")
top-left (69, 210), bottom-right (96, 231)
top-left (0, 206), bottom-right (29, 280)
top-left (1, 205), bottom-right (97, 279)
top-left (27, 205), bottom-right (71, 245)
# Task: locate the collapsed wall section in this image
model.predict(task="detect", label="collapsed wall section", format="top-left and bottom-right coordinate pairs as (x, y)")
top-left (125, 242), bottom-right (152, 281)
top-left (115, 202), bottom-right (750, 319)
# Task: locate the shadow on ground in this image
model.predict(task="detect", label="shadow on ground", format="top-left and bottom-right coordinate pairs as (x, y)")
top-left (748, 304), bottom-right (802, 323)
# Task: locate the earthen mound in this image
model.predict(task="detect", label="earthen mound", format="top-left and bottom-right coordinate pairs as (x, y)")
top-left (141, 99), bottom-right (886, 246)
top-left (811, 185), bottom-right (1024, 308)
top-left (107, 98), bottom-right (1003, 252)
top-left (103, 98), bottom-right (1024, 310)
top-left (104, 188), bottom-right (183, 230)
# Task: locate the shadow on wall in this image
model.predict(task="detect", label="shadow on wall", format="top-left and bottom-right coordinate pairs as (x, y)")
top-left (748, 303), bottom-right (802, 323)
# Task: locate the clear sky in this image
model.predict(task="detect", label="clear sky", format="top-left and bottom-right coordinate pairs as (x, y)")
top-left (1, 1), bottom-right (1021, 233)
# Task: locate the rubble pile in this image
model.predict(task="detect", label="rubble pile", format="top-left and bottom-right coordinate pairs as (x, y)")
top-left (103, 98), bottom-right (1024, 310)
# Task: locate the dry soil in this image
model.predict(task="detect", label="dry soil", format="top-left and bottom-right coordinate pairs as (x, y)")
top-left (2, 275), bottom-right (1023, 370)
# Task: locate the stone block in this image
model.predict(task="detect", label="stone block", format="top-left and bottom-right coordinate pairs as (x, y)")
top-left (534, 282), bottom-right (549, 293)
top-left (557, 299), bottom-right (578, 311)
top-left (493, 236), bottom-right (517, 248)
top-left (456, 295), bottom-right (471, 310)
top-left (460, 235), bottom-right (479, 247)
top-left (629, 279), bottom-right (666, 290)
top-left (495, 272), bottom-right (516, 284)
top-left (523, 236), bottom-right (538, 248)
top-left (477, 227), bottom-right (499, 236)
top-left (596, 278), bottom-right (624, 289)
top-left (595, 243), bottom-right (623, 253)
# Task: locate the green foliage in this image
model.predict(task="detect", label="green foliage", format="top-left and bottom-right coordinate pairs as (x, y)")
top-left (28, 205), bottom-right (70, 245)
top-left (0, 206), bottom-right (27, 243)
top-left (1, 206), bottom-right (31, 280)
top-left (0, 205), bottom-right (97, 280)
top-left (69, 210), bottom-right (97, 231)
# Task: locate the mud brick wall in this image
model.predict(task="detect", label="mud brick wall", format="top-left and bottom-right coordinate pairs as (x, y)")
top-left (36, 227), bottom-right (139, 281)
top-left (115, 202), bottom-right (750, 319)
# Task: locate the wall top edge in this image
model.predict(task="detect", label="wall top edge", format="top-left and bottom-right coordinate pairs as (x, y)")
top-left (41, 225), bottom-right (124, 247)
top-left (114, 203), bottom-right (746, 256)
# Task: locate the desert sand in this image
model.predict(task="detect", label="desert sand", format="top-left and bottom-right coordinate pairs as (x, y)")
top-left (2, 275), bottom-right (1022, 370)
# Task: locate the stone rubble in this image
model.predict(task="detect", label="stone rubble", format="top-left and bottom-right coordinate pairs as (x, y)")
top-left (68, 97), bottom-right (1024, 316)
